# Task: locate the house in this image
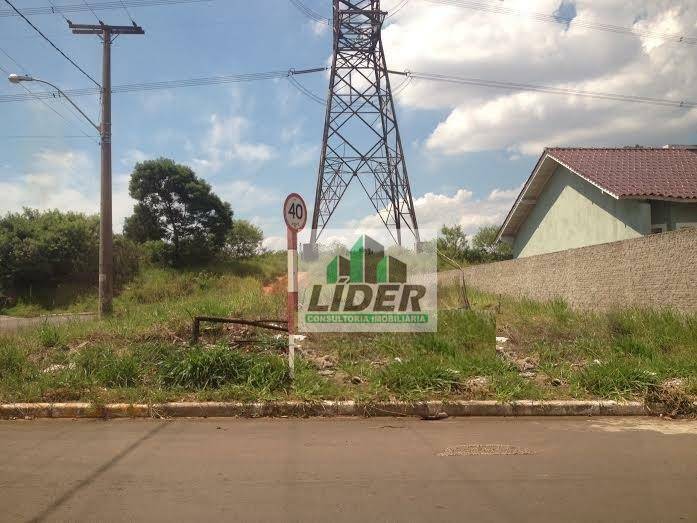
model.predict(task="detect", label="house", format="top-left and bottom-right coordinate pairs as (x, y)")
top-left (497, 146), bottom-right (697, 258)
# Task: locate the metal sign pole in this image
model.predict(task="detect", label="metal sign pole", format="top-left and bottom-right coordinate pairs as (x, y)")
top-left (283, 193), bottom-right (307, 381)
top-left (287, 226), bottom-right (298, 379)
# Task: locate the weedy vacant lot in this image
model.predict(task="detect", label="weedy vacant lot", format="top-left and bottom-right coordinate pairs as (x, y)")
top-left (0, 260), bottom-right (695, 412)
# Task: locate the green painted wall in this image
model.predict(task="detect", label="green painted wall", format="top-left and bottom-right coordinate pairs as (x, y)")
top-left (513, 167), bottom-right (652, 258)
top-left (650, 200), bottom-right (697, 230)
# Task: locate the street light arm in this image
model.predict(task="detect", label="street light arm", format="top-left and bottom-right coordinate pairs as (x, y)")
top-left (30, 78), bottom-right (101, 132)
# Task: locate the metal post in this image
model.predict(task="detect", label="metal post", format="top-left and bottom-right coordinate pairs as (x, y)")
top-left (99, 27), bottom-right (113, 317)
top-left (287, 227), bottom-right (299, 378)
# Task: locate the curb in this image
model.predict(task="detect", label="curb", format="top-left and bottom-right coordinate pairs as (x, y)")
top-left (0, 400), bottom-right (657, 420)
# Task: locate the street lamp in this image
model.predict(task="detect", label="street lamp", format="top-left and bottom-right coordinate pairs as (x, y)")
top-left (8, 73), bottom-right (113, 318)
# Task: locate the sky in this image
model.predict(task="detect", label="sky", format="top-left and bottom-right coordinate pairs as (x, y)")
top-left (1, 0), bottom-right (696, 250)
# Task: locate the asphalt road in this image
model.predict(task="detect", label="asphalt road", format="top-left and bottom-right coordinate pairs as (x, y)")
top-left (0, 314), bottom-right (95, 333)
top-left (1, 417), bottom-right (696, 522)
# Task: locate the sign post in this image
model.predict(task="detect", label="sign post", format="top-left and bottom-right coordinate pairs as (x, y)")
top-left (283, 193), bottom-right (307, 379)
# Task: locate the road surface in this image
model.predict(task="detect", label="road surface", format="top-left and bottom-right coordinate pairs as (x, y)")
top-left (0, 313), bottom-right (95, 333)
top-left (1, 417), bottom-right (696, 522)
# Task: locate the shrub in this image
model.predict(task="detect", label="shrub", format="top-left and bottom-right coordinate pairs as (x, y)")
top-left (0, 209), bottom-right (99, 290)
top-left (0, 209), bottom-right (141, 295)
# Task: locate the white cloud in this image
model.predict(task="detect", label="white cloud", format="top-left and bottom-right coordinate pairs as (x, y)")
top-left (0, 149), bottom-right (135, 232)
top-left (345, 185), bottom-right (520, 239)
top-left (263, 235), bottom-right (286, 251)
top-left (383, 0), bottom-right (697, 156)
top-left (310, 20), bottom-right (329, 37)
top-left (192, 114), bottom-right (275, 173)
top-left (288, 143), bottom-right (319, 168)
top-left (120, 148), bottom-right (149, 168)
top-left (219, 180), bottom-right (280, 214)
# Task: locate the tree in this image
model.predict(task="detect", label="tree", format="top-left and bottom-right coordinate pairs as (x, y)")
top-left (437, 225), bottom-right (470, 261)
top-left (472, 225), bottom-right (513, 261)
top-left (226, 220), bottom-right (264, 258)
top-left (126, 158), bottom-right (233, 264)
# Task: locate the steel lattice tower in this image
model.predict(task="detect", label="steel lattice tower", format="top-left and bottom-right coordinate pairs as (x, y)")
top-left (308, 0), bottom-right (420, 249)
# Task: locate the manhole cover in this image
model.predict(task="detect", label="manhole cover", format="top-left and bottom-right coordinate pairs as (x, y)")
top-left (438, 444), bottom-right (535, 456)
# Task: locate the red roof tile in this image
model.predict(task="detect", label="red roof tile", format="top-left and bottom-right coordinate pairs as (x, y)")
top-left (546, 147), bottom-right (697, 200)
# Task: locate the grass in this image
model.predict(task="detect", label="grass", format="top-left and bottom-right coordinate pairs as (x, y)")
top-left (475, 289), bottom-right (697, 403)
top-left (0, 256), bottom-right (695, 407)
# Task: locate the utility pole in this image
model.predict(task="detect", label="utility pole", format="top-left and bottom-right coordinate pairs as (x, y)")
top-left (68, 21), bottom-right (144, 317)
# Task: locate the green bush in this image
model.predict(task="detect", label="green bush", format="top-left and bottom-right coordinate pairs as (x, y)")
top-left (0, 209), bottom-right (99, 290)
top-left (0, 209), bottom-right (141, 299)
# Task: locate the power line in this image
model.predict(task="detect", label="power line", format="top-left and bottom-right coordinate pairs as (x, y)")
top-left (46, 0), bottom-right (70, 22)
top-left (81, 0), bottom-right (102, 22)
top-left (289, 0), bottom-right (330, 25)
top-left (426, 0), bottom-right (697, 46)
top-left (386, 0), bottom-right (409, 19)
top-left (2, 0), bottom-right (101, 87)
top-left (0, 66), bottom-right (329, 102)
top-left (390, 70), bottom-right (697, 109)
top-left (0, 59), bottom-right (98, 141)
top-left (0, 135), bottom-right (96, 139)
top-left (2, 65), bottom-right (690, 110)
top-left (0, 0), bottom-right (212, 17)
top-left (119, 0), bottom-right (136, 22)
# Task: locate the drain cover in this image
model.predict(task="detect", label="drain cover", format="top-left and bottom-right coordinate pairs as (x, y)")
top-left (438, 444), bottom-right (535, 456)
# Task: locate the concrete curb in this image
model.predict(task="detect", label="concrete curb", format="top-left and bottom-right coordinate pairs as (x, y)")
top-left (0, 400), bottom-right (658, 420)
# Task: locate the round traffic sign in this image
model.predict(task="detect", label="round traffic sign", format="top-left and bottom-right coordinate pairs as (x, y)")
top-left (283, 193), bottom-right (307, 232)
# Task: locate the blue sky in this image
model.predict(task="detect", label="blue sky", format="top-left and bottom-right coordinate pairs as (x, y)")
top-left (1, 0), bottom-right (696, 249)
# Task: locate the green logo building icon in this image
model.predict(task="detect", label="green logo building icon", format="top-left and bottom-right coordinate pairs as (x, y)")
top-left (326, 235), bottom-right (407, 284)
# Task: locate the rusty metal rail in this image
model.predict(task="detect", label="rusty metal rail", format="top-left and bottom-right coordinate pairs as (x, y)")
top-left (192, 316), bottom-right (288, 343)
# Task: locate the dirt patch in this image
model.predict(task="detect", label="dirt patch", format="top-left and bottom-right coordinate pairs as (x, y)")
top-left (263, 276), bottom-right (287, 296)
top-left (645, 379), bottom-right (697, 418)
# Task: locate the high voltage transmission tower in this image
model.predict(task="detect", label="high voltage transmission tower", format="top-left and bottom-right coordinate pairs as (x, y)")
top-left (308, 0), bottom-right (420, 253)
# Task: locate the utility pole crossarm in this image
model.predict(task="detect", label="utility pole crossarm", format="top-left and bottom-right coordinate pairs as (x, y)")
top-left (68, 22), bottom-right (145, 35)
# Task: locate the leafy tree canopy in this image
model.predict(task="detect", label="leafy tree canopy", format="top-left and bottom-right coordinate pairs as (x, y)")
top-left (125, 158), bottom-right (233, 264)
top-left (226, 220), bottom-right (264, 259)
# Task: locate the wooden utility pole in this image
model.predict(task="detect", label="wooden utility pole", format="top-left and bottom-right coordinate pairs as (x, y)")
top-left (68, 21), bottom-right (144, 317)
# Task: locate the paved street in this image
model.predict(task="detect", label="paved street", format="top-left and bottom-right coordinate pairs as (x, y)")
top-left (1, 417), bottom-right (696, 522)
top-left (0, 314), bottom-right (95, 334)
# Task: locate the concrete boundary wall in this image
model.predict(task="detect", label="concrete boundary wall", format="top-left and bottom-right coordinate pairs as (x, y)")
top-left (441, 228), bottom-right (697, 312)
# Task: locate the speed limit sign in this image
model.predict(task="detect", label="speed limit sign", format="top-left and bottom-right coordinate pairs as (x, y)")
top-left (284, 193), bottom-right (307, 232)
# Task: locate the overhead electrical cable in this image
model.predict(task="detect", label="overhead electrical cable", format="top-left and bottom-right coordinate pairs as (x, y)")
top-left (389, 70), bottom-right (697, 109)
top-left (46, 0), bottom-right (70, 22)
top-left (2, 0), bottom-right (101, 87)
top-left (0, 67), bottom-right (329, 102)
top-left (1, 66), bottom-right (692, 110)
top-left (289, 0), bottom-right (330, 25)
top-left (0, 59), bottom-right (97, 140)
top-left (386, 0), bottom-right (409, 19)
top-left (80, 0), bottom-right (102, 21)
top-left (119, 0), bottom-right (136, 23)
top-left (0, 0), bottom-right (211, 17)
top-left (426, 0), bottom-right (697, 46)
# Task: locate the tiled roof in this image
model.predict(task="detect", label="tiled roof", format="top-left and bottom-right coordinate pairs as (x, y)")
top-left (546, 147), bottom-right (697, 200)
